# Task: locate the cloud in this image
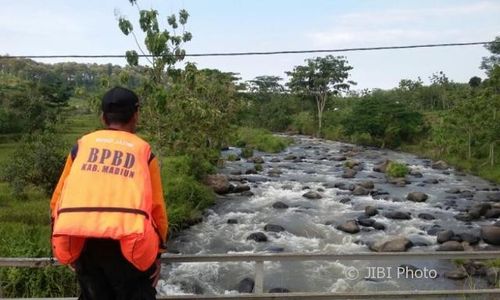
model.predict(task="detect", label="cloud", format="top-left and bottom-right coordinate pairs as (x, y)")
top-left (308, 1), bottom-right (500, 47)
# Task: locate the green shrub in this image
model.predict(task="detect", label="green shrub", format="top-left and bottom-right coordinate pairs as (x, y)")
top-left (291, 111), bottom-right (315, 135)
top-left (386, 161), bottom-right (409, 178)
top-left (0, 130), bottom-right (69, 196)
top-left (231, 127), bottom-right (292, 153)
top-left (226, 153), bottom-right (238, 161)
top-left (241, 147), bottom-right (254, 158)
top-left (351, 132), bottom-right (373, 146)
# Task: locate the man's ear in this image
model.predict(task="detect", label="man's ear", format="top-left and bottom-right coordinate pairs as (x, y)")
top-left (100, 113), bottom-right (107, 126)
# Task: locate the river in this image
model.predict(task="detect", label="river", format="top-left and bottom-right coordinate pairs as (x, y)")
top-left (158, 135), bottom-right (500, 297)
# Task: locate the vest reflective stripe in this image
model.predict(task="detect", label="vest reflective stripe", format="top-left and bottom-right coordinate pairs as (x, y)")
top-left (58, 207), bottom-right (149, 219)
top-left (52, 130), bottom-right (158, 271)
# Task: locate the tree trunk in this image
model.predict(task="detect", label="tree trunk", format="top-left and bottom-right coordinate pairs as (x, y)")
top-left (490, 142), bottom-right (495, 167)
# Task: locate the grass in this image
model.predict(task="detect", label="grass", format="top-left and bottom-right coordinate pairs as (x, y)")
top-left (231, 127), bottom-right (293, 153)
top-left (401, 143), bottom-right (500, 184)
top-left (386, 161), bottom-right (409, 178)
top-left (0, 183), bottom-right (78, 297)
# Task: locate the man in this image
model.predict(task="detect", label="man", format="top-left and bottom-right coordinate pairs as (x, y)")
top-left (50, 86), bottom-right (168, 300)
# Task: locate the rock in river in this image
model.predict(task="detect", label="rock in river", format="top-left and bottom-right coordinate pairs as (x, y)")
top-left (264, 224), bottom-right (285, 233)
top-left (481, 225), bottom-right (500, 246)
top-left (370, 237), bottom-right (413, 252)
top-left (365, 206), bottom-right (379, 217)
top-left (384, 211), bottom-right (412, 220)
top-left (336, 220), bottom-right (360, 234)
top-left (407, 192), bottom-right (428, 202)
top-left (238, 278), bottom-right (255, 293)
top-left (437, 241), bottom-right (464, 251)
top-left (352, 186), bottom-right (369, 196)
top-left (272, 201), bottom-right (289, 209)
top-left (302, 191), bottom-right (322, 200)
top-left (437, 230), bottom-right (454, 244)
top-left (203, 174), bottom-right (230, 194)
top-left (247, 232), bottom-right (268, 242)
top-left (342, 168), bottom-right (357, 178)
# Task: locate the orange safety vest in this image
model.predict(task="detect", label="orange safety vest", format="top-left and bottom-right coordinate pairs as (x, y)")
top-left (52, 130), bottom-right (159, 271)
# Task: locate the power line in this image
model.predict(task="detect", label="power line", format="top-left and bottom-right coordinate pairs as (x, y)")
top-left (0, 41), bottom-right (497, 59)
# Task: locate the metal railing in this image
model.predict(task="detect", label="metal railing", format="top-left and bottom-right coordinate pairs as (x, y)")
top-left (1, 251), bottom-right (500, 299)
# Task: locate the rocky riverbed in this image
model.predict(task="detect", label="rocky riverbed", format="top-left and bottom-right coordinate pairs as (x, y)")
top-left (158, 135), bottom-right (500, 296)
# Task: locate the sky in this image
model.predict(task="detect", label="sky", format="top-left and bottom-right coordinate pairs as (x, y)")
top-left (1, 0), bottom-right (499, 90)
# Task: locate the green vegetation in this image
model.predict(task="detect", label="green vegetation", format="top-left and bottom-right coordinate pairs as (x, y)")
top-left (386, 162), bottom-right (410, 178)
top-left (232, 127), bottom-right (293, 153)
top-left (0, 184), bottom-right (77, 297)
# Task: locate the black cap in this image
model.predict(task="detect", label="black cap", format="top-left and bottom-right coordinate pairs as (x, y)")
top-left (101, 87), bottom-right (139, 114)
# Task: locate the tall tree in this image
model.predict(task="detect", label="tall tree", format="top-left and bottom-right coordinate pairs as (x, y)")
top-left (481, 36), bottom-right (500, 76)
top-left (247, 75), bottom-right (284, 94)
top-left (116, 0), bottom-right (192, 157)
top-left (286, 55), bottom-right (354, 135)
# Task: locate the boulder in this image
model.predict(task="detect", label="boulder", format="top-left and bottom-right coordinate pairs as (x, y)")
top-left (270, 158), bottom-right (281, 163)
top-left (445, 188), bottom-right (461, 194)
top-left (384, 211), bottom-right (412, 220)
top-left (454, 213), bottom-right (473, 222)
top-left (373, 160), bottom-right (390, 173)
top-left (246, 232), bottom-right (268, 242)
top-left (370, 237), bottom-right (413, 252)
top-left (342, 169), bottom-right (357, 178)
top-left (302, 191), bottom-right (322, 200)
top-left (456, 232), bottom-right (480, 245)
top-left (352, 186), bottom-right (369, 196)
top-left (437, 230), bottom-right (454, 244)
top-left (231, 184), bottom-right (251, 193)
top-left (284, 154), bottom-right (297, 161)
top-left (444, 267), bottom-right (468, 280)
top-left (471, 203), bottom-right (491, 216)
top-left (245, 168), bottom-right (257, 175)
top-left (485, 208), bottom-right (500, 219)
top-left (238, 278), bottom-right (255, 293)
top-left (387, 177), bottom-right (408, 187)
top-left (336, 220), bottom-right (360, 234)
top-left (359, 180), bottom-right (375, 189)
top-left (272, 201), bottom-right (289, 209)
top-left (264, 224), bottom-right (285, 233)
top-left (432, 160), bottom-right (449, 170)
top-left (372, 222), bottom-right (386, 230)
top-left (481, 225), bottom-right (500, 245)
top-left (358, 216), bottom-right (376, 227)
top-left (204, 174), bottom-right (230, 194)
top-left (227, 219), bottom-right (238, 224)
top-left (339, 198), bottom-right (351, 204)
top-left (423, 178), bottom-right (439, 184)
top-left (437, 241), bottom-right (464, 251)
top-left (365, 206), bottom-right (379, 217)
top-left (486, 267), bottom-right (499, 286)
top-left (418, 213), bottom-right (435, 220)
top-left (409, 170), bottom-right (423, 178)
top-left (249, 156), bottom-right (265, 164)
top-left (268, 169), bottom-right (283, 177)
top-left (407, 192), bottom-right (429, 202)
top-left (241, 191), bottom-right (255, 197)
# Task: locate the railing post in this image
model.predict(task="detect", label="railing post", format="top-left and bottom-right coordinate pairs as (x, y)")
top-left (254, 260), bottom-right (264, 294)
